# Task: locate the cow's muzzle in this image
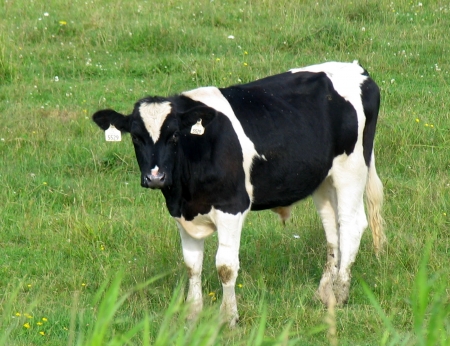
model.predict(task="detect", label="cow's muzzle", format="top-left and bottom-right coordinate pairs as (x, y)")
top-left (142, 166), bottom-right (166, 189)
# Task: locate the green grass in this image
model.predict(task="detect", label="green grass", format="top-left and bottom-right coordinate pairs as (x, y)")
top-left (1, 0), bottom-right (449, 344)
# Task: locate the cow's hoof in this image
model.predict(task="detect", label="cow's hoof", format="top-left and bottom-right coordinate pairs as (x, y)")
top-left (227, 315), bottom-right (239, 329)
top-left (186, 300), bottom-right (203, 324)
top-left (317, 273), bottom-right (336, 306)
top-left (333, 278), bottom-right (350, 306)
top-left (220, 310), bottom-right (239, 328)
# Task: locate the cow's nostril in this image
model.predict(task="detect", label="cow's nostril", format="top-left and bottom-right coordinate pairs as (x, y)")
top-left (143, 171), bottom-right (165, 189)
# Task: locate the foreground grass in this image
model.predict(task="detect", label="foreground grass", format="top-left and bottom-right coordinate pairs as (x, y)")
top-left (1, 0), bottom-right (449, 344)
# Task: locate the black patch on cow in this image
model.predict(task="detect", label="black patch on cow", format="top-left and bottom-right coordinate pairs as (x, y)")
top-left (360, 77), bottom-right (381, 166)
top-left (161, 110), bottom-right (250, 219)
top-left (220, 71), bottom-right (359, 210)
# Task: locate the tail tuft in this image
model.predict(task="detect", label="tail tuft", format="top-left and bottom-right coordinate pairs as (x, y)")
top-left (366, 152), bottom-right (386, 255)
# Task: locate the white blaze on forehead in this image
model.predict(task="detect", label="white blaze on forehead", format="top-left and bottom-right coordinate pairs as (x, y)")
top-left (139, 101), bottom-right (172, 142)
top-left (182, 87), bottom-right (259, 202)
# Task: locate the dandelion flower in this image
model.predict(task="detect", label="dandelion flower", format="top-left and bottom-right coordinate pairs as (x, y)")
top-left (15, 312), bottom-right (21, 317)
top-left (23, 323), bottom-right (31, 329)
top-left (59, 20), bottom-right (67, 25)
top-left (39, 331), bottom-right (45, 336)
top-left (42, 317), bottom-right (48, 322)
top-left (243, 62), bottom-right (248, 66)
top-left (415, 118), bottom-right (420, 123)
top-left (37, 322), bottom-right (43, 326)
top-left (237, 283), bottom-right (243, 288)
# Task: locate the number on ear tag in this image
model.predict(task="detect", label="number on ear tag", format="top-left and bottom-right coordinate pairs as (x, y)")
top-left (190, 119), bottom-right (205, 136)
top-left (105, 125), bottom-right (122, 141)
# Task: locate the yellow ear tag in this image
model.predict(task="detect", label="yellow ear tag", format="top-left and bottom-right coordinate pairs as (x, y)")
top-left (105, 125), bottom-right (122, 141)
top-left (190, 119), bottom-right (205, 136)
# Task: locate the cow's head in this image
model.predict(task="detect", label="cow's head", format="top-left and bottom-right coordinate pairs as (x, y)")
top-left (92, 97), bottom-right (217, 189)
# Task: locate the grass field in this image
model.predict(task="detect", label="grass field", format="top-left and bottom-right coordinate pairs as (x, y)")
top-left (1, 0), bottom-right (449, 344)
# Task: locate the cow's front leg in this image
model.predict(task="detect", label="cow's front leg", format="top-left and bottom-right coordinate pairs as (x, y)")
top-left (177, 223), bottom-right (205, 322)
top-left (215, 210), bottom-right (247, 328)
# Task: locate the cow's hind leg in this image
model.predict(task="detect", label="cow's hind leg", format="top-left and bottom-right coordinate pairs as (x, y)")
top-left (177, 224), bottom-right (205, 322)
top-left (215, 209), bottom-right (248, 328)
top-left (332, 155), bottom-right (369, 305)
top-left (312, 177), bottom-right (339, 305)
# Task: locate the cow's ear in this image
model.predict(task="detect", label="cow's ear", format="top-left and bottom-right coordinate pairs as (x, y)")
top-left (177, 106), bottom-right (217, 131)
top-left (92, 109), bottom-right (131, 133)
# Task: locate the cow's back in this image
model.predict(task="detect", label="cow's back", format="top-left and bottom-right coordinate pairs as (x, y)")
top-left (220, 68), bottom-right (363, 210)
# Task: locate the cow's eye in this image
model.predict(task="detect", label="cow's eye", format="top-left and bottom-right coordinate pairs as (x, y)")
top-left (131, 134), bottom-right (141, 144)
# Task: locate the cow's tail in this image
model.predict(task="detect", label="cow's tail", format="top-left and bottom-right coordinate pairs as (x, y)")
top-left (366, 151), bottom-right (386, 255)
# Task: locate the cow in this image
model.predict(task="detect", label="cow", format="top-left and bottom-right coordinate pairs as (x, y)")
top-left (92, 61), bottom-right (385, 327)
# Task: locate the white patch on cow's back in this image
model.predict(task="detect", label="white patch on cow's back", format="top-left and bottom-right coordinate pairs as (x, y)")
top-left (139, 101), bottom-right (172, 142)
top-left (182, 87), bottom-right (259, 202)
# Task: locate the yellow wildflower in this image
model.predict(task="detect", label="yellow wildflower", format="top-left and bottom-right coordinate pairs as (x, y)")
top-left (59, 20), bottom-right (67, 25)
top-left (37, 322), bottom-right (43, 326)
top-left (23, 323), bottom-right (31, 329)
top-left (42, 317), bottom-right (48, 322)
top-left (39, 331), bottom-right (45, 336)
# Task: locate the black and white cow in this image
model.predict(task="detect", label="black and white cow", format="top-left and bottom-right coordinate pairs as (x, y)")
top-left (93, 61), bottom-right (385, 327)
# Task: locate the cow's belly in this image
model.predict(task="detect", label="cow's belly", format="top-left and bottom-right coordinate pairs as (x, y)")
top-left (250, 156), bottom-right (332, 210)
